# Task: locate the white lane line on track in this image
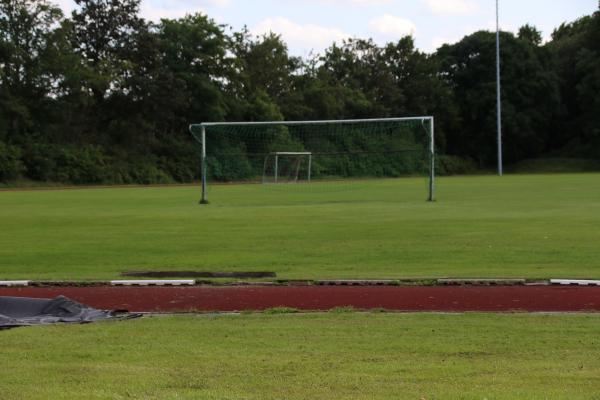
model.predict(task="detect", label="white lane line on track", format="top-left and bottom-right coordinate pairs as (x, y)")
top-left (110, 280), bottom-right (195, 287)
top-left (550, 279), bottom-right (600, 286)
top-left (0, 281), bottom-right (30, 287)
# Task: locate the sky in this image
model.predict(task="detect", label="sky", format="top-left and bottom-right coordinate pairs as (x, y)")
top-left (55, 0), bottom-right (597, 55)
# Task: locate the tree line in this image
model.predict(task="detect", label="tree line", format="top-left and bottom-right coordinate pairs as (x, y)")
top-left (0, 0), bottom-right (598, 184)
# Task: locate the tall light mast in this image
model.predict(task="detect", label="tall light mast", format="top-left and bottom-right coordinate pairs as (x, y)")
top-left (496, 0), bottom-right (503, 176)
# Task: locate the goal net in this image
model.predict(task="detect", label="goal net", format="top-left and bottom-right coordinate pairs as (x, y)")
top-left (189, 117), bottom-right (435, 203)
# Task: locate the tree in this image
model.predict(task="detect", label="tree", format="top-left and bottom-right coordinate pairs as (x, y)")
top-left (306, 37), bottom-right (454, 149)
top-left (437, 30), bottom-right (561, 166)
top-left (71, 0), bottom-right (143, 102)
top-left (157, 13), bottom-right (229, 123)
top-left (518, 24), bottom-right (542, 46)
top-left (0, 0), bottom-right (63, 138)
top-left (227, 29), bottom-right (302, 121)
top-left (547, 12), bottom-right (600, 158)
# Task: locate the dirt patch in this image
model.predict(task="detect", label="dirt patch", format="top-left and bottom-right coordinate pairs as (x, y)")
top-left (121, 271), bottom-right (277, 279)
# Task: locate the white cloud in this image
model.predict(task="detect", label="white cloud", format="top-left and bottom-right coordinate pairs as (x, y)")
top-left (204, 0), bottom-right (230, 6)
top-left (141, 1), bottom-right (205, 21)
top-left (139, 0), bottom-right (231, 22)
top-left (422, 0), bottom-right (477, 15)
top-left (478, 20), bottom-right (519, 34)
top-left (54, 0), bottom-right (76, 14)
top-left (319, 0), bottom-right (393, 5)
top-left (429, 36), bottom-right (459, 51)
top-left (169, 0), bottom-right (230, 7)
top-left (369, 14), bottom-right (416, 38)
top-left (54, 0), bottom-right (228, 21)
top-left (252, 17), bottom-right (350, 53)
top-left (425, 19), bottom-right (523, 53)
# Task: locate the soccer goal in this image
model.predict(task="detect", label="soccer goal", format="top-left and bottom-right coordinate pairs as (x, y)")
top-left (189, 117), bottom-right (435, 204)
top-left (263, 152), bottom-right (313, 184)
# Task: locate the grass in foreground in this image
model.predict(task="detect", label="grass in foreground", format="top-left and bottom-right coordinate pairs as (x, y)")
top-left (0, 173), bottom-right (599, 280)
top-left (1, 313), bottom-right (600, 399)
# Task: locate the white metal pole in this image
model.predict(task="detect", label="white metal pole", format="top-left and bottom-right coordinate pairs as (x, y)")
top-left (196, 116), bottom-right (435, 128)
top-left (496, 0), bottom-right (503, 176)
top-left (429, 117), bottom-right (435, 202)
top-left (200, 126), bottom-right (208, 204)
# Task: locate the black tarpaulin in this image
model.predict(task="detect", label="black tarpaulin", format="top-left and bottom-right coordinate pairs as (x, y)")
top-left (0, 296), bottom-right (141, 329)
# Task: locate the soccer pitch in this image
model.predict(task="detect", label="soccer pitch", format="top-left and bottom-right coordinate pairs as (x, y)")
top-left (0, 173), bottom-right (599, 280)
top-left (2, 312), bottom-right (600, 399)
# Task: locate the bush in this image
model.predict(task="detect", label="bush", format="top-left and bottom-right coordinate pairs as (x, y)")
top-left (207, 155), bottom-right (254, 182)
top-left (437, 155), bottom-right (478, 175)
top-left (158, 156), bottom-right (197, 183)
top-left (21, 143), bottom-right (56, 181)
top-left (55, 146), bottom-right (112, 184)
top-left (127, 162), bottom-right (174, 185)
top-left (21, 144), bottom-right (186, 185)
top-left (0, 141), bottom-right (25, 181)
top-left (22, 144), bottom-right (111, 184)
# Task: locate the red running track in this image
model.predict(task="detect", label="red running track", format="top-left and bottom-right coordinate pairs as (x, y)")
top-left (2, 286), bottom-right (600, 312)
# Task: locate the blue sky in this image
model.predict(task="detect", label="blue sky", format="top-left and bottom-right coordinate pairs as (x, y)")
top-left (56, 0), bottom-right (597, 55)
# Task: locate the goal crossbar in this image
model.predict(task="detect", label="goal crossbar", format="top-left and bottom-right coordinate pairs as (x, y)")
top-left (190, 116), bottom-right (433, 130)
top-left (271, 152), bottom-right (313, 156)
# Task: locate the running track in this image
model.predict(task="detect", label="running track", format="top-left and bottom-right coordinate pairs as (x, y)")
top-left (1, 285), bottom-right (600, 312)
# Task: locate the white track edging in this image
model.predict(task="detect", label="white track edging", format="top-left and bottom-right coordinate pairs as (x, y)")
top-left (0, 281), bottom-right (30, 287)
top-left (438, 279), bottom-right (526, 285)
top-left (550, 279), bottom-right (600, 286)
top-left (110, 280), bottom-right (195, 287)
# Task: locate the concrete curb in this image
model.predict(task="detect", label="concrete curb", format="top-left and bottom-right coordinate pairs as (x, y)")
top-left (0, 281), bottom-right (30, 287)
top-left (1, 279), bottom-right (600, 288)
top-left (550, 279), bottom-right (600, 287)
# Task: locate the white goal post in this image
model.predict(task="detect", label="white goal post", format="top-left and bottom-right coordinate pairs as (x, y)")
top-left (189, 117), bottom-right (435, 204)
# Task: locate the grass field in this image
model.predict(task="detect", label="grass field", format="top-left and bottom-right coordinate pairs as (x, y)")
top-left (0, 173), bottom-right (599, 280)
top-left (1, 312), bottom-right (599, 399)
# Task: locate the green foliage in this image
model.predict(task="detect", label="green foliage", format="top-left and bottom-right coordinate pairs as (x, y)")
top-left (548, 12), bottom-right (600, 158)
top-left (437, 155), bottom-right (478, 175)
top-left (124, 161), bottom-right (174, 185)
top-left (518, 24), bottom-right (543, 45)
top-left (22, 143), bottom-right (111, 184)
top-left (207, 154), bottom-right (254, 181)
top-left (437, 30), bottom-right (561, 166)
top-left (0, 140), bottom-right (24, 181)
top-left (19, 143), bottom-right (182, 184)
top-left (72, 0), bottom-right (143, 102)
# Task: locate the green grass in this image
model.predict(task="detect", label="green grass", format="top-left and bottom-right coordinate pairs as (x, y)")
top-left (1, 173), bottom-right (599, 280)
top-left (1, 313), bottom-right (600, 399)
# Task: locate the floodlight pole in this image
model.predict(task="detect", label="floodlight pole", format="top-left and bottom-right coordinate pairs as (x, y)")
top-left (496, 0), bottom-right (503, 176)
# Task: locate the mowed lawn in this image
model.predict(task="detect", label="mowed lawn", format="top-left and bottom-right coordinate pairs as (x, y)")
top-left (0, 173), bottom-right (599, 280)
top-left (1, 313), bottom-right (600, 399)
